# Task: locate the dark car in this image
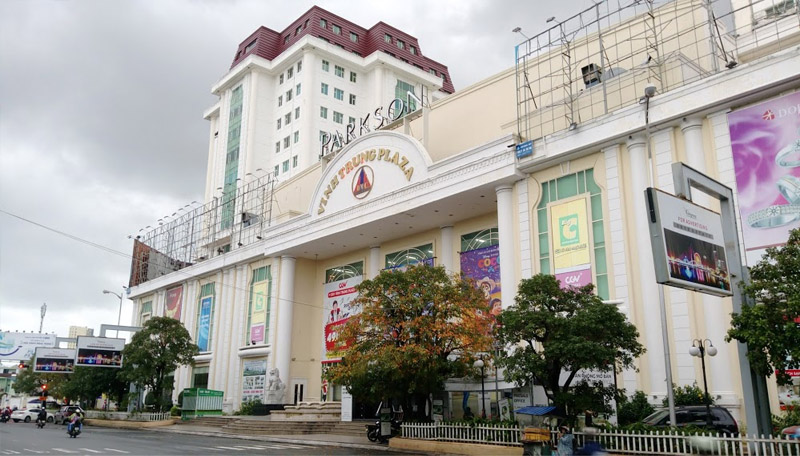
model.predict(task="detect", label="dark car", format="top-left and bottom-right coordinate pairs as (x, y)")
top-left (54, 405), bottom-right (85, 425)
top-left (642, 406), bottom-right (739, 435)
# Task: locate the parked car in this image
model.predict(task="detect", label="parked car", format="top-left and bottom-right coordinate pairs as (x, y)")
top-left (641, 406), bottom-right (739, 435)
top-left (55, 405), bottom-right (85, 425)
top-left (782, 425), bottom-right (799, 439)
top-left (10, 408), bottom-right (54, 423)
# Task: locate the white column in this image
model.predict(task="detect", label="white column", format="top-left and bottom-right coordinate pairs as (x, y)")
top-left (369, 246), bottom-right (381, 277)
top-left (681, 117), bottom-right (737, 405)
top-left (275, 255), bottom-right (296, 403)
top-left (440, 226), bottom-right (454, 273)
top-left (496, 185), bottom-right (516, 310)
top-left (627, 135), bottom-right (667, 397)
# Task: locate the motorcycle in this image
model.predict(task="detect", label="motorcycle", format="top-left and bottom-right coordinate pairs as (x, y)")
top-left (36, 418), bottom-right (46, 429)
top-left (0, 415), bottom-right (9, 424)
top-left (365, 418), bottom-right (402, 443)
top-left (67, 421), bottom-right (82, 438)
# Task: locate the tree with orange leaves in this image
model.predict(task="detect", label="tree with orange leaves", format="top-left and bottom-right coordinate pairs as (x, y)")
top-left (325, 264), bottom-right (493, 419)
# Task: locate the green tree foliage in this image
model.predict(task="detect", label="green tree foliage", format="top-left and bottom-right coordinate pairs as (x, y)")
top-left (325, 265), bottom-right (493, 417)
top-left (13, 358), bottom-right (69, 400)
top-left (121, 317), bottom-right (198, 412)
top-left (495, 274), bottom-right (645, 417)
top-left (726, 228), bottom-right (800, 386)
top-left (59, 366), bottom-right (128, 408)
top-left (617, 390), bottom-right (655, 426)
top-left (664, 383), bottom-right (714, 407)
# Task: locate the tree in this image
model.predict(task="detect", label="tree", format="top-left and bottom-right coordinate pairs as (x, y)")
top-left (13, 358), bottom-right (69, 400)
top-left (121, 317), bottom-right (198, 412)
top-left (726, 228), bottom-right (800, 386)
top-left (325, 265), bottom-right (493, 419)
top-left (495, 274), bottom-right (645, 419)
top-left (60, 366), bottom-right (128, 409)
top-left (617, 391), bottom-right (655, 426)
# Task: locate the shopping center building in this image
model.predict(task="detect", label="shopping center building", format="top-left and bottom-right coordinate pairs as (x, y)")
top-left (126, 0), bottom-right (800, 424)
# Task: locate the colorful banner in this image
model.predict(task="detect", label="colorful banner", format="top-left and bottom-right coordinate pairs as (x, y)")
top-left (75, 336), bottom-right (124, 368)
top-left (728, 91), bottom-right (800, 252)
top-left (249, 282), bottom-right (268, 344)
top-left (550, 199), bottom-right (593, 288)
top-left (0, 332), bottom-right (56, 362)
top-left (34, 348), bottom-right (76, 373)
top-left (322, 275), bottom-right (363, 363)
top-left (165, 286), bottom-right (183, 320)
top-left (197, 297), bottom-right (212, 352)
top-left (460, 244), bottom-right (502, 318)
top-left (241, 359), bottom-right (267, 403)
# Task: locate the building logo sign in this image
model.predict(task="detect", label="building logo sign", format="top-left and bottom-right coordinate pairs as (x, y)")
top-left (550, 199), bottom-right (593, 289)
top-left (558, 214), bottom-right (580, 246)
top-left (352, 165), bottom-right (374, 199)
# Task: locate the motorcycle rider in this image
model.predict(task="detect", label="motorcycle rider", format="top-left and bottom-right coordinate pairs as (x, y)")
top-left (36, 408), bottom-right (48, 427)
top-left (66, 410), bottom-right (82, 435)
top-left (1, 406), bottom-right (11, 423)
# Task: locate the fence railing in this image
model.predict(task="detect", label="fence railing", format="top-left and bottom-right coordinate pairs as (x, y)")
top-left (401, 422), bottom-right (800, 455)
top-left (84, 410), bottom-right (172, 422)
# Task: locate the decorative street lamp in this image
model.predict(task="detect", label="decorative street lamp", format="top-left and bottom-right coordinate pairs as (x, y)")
top-left (474, 355), bottom-right (486, 419)
top-left (689, 338), bottom-right (718, 426)
top-left (103, 288), bottom-right (125, 338)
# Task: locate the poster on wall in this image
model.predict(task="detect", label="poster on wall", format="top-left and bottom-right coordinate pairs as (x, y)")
top-left (165, 286), bottom-right (183, 320)
top-left (728, 91), bottom-right (800, 256)
top-left (322, 275), bottom-right (363, 363)
top-left (645, 188), bottom-right (732, 297)
top-left (241, 360), bottom-right (266, 403)
top-left (0, 332), bottom-right (56, 362)
top-left (249, 282), bottom-right (269, 344)
top-left (550, 198), bottom-right (593, 288)
top-left (34, 347), bottom-right (76, 373)
top-left (197, 297), bottom-right (212, 352)
top-left (460, 244), bottom-right (502, 320)
top-left (75, 336), bottom-right (124, 368)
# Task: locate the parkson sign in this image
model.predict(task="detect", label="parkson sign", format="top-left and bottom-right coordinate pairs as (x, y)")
top-left (320, 90), bottom-right (422, 157)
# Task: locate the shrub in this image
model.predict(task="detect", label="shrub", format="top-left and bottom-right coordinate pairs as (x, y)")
top-left (663, 383), bottom-right (713, 407)
top-left (772, 402), bottom-right (800, 435)
top-left (618, 391), bottom-right (655, 426)
top-left (170, 405), bottom-right (181, 417)
top-left (235, 400), bottom-right (261, 416)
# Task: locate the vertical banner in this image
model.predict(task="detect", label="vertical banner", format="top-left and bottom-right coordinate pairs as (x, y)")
top-left (728, 91), bottom-right (800, 253)
top-left (550, 198), bottom-right (593, 288)
top-left (241, 360), bottom-right (267, 403)
top-left (460, 244), bottom-right (502, 318)
top-left (165, 286), bottom-right (183, 320)
top-left (249, 282), bottom-right (268, 344)
top-left (197, 297), bottom-right (212, 352)
top-left (322, 275), bottom-right (363, 363)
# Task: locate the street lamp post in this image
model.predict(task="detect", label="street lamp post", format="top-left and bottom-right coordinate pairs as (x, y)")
top-left (689, 339), bottom-right (718, 427)
top-left (474, 355), bottom-right (486, 419)
top-left (102, 289), bottom-right (125, 338)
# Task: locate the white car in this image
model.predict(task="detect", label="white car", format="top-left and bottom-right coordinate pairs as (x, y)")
top-left (10, 408), bottom-right (54, 423)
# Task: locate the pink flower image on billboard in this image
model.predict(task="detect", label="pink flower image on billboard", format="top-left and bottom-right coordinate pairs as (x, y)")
top-left (728, 91), bottom-right (800, 251)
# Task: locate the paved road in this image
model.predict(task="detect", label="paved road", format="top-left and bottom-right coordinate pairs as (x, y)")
top-left (0, 422), bottom-right (387, 455)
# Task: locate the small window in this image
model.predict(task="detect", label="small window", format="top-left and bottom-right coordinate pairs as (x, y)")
top-left (279, 74), bottom-right (284, 84)
top-left (335, 65), bottom-right (344, 77)
top-left (320, 18), bottom-right (327, 28)
top-left (283, 137), bottom-right (290, 148)
top-left (275, 142), bottom-right (280, 153)
top-left (384, 33), bottom-right (392, 43)
top-left (322, 60), bottom-right (329, 72)
top-left (278, 95), bottom-right (283, 107)
top-left (321, 82), bottom-right (328, 95)
top-left (350, 32), bottom-right (358, 43)
top-left (332, 24), bottom-right (341, 35)
top-left (245, 39), bottom-right (257, 53)
top-left (348, 116), bottom-right (356, 125)
top-left (441, 73), bottom-right (447, 83)
top-left (320, 106), bottom-right (328, 119)
top-left (350, 71), bottom-right (357, 83)
top-left (349, 94), bottom-right (356, 105)
top-left (333, 111), bottom-right (343, 124)
top-left (283, 160), bottom-right (289, 172)
top-left (286, 90), bottom-right (293, 101)
top-left (334, 88), bottom-right (344, 100)
top-left (284, 35), bottom-right (290, 44)
top-left (285, 113), bottom-right (291, 125)
top-left (274, 165), bottom-right (279, 176)
top-left (277, 118), bottom-right (282, 130)
top-left (294, 131), bottom-right (299, 143)
top-left (297, 61), bottom-right (302, 73)
top-left (429, 68), bottom-right (437, 76)
top-left (293, 156), bottom-right (298, 167)
top-left (294, 107), bottom-right (300, 119)
top-left (295, 25), bottom-right (302, 36)
top-left (296, 83), bottom-right (301, 95)
top-left (287, 67), bottom-right (294, 78)
top-left (410, 46), bottom-right (417, 55)
top-left (397, 39), bottom-right (405, 50)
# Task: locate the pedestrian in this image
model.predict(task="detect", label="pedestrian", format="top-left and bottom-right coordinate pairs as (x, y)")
top-left (557, 426), bottom-right (574, 456)
top-left (584, 410), bottom-right (594, 428)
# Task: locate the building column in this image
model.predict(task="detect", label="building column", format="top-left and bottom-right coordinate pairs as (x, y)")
top-left (681, 117), bottom-right (737, 406)
top-left (496, 185), bottom-right (515, 310)
top-left (627, 134), bottom-right (667, 398)
top-left (275, 255), bottom-right (296, 403)
top-left (369, 246), bottom-right (381, 278)
top-left (440, 226), bottom-right (454, 273)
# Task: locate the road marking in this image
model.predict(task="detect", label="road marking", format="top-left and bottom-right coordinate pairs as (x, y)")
top-left (23, 450), bottom-right (45, 454)
top-left (2, 451), bottom-right (21, 455)
top-left (214, 447), bottom-right (246, 451)
top-left (103, 450), bottom-right (130, 454)
top-left (51, 450), bottom-right (77, 454)
top-left (79, 449), bottom-right (101, 453)
top-left (267, 444), bottom-right (308, 449)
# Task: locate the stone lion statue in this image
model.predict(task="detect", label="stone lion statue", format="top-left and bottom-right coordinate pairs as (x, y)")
top-left (266, 368), bottom-right (286, 392)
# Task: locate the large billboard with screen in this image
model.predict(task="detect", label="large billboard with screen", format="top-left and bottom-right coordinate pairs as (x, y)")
top-left (75, 336), bottom-right (124, 368)
top-left (0, 332), bottom-right (56, 362)
top-left (34, 348), bottom-right (76, 373)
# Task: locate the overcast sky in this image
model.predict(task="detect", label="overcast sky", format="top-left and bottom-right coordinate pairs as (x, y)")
top-left (0, 0), bottom-right (595, 350)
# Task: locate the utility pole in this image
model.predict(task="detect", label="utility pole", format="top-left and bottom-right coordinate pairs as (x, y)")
top-left (39, 303), bottom-right (47, 333)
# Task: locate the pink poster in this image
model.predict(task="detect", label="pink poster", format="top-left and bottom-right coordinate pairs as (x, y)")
top-left (165, 286), bottom-right (183, 320)
top-left (728, 91), bottom-right (800, 251)
top-left (555, 265), bottom-right (593, 288)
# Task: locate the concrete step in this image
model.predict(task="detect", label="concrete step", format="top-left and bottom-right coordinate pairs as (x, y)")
top-left (182, 416), bottom-right (237, 427)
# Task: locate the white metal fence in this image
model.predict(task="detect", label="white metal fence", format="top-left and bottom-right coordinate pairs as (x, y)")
top-left (85, 410), bottom-right (171, 422)
top-left (401, 423), bottom-right (800, 455)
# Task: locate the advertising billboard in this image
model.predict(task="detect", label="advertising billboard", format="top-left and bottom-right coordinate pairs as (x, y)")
top-left (0, 332), bottom-right (56, 362)
top-left (241, 360), bottom-right (266, 403)
top-left (645, 188), bottom-right (732, 297)
top-left (75, 336), bottom-right (125, 368)
top-left (322, 275), bottom-right (363, 363)
top-left (165, 285), bottom-right (183, 320)
top-left (460, 244), bottom-right (502, 321)
top-left (728, 91), bottom-right (800, 253)
top-left (197, 297), bottom-right (212, 352)
top-left (249, 282), bottom-right (269, 344)
top-left (34, 347), bottom-right (76, 373)
top-left (550, 198), bottom-right (593, 288)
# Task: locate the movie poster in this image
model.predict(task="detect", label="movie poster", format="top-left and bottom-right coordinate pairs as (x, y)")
top-left (165, 286), bottom-right (183, 320)
top-left (460, 244), bottom-right (502, 318)
top-left (197, 297), bottom-right (212, 352)
top-left (322, 276), bottom-right (363, 363)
